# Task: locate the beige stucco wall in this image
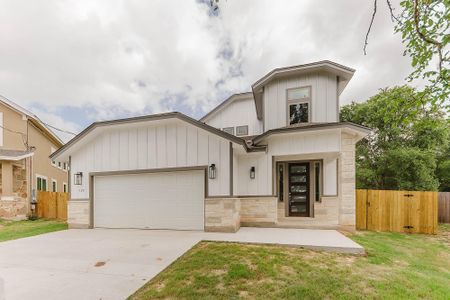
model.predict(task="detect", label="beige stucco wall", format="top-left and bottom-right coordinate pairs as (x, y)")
top-left (0, 103), bottom-right (28, 151)
top-left (28, 122), bottom-right (68, 193)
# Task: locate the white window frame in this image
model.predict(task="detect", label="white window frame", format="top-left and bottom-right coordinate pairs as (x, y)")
top-left (36, 174), bottom-right (48, 192)
top-left (222, 127), bottom-right (234, 135)
top-left (63, 182), bottom-right (68, 193)
top-left (51, 179), bottom-right (57, 192)
top-left (286, 86), bottom-right (312, 125)
top-left (236, 125), bottom-right (248, 136)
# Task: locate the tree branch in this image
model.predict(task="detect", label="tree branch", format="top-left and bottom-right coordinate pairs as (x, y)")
top-left (364, 0), bottom-right (378, 55)
top-left (413, 0), bottom-right (443, 72)
top-left (386, 0), bottom-right (400, 23)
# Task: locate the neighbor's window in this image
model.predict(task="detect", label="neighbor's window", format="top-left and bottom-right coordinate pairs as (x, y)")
top-left (37, 176), bottom-right (47, 191)
top-left (287, 87), bottom-right (311, 125)
top-left (52, 180), bottom-right (57, 192)
top-left (236, 125), bottom-right (248, 136)
top-left (63, 183), bottom-right (68, 193)
top-left (223, 127), bottom-right (234, 135)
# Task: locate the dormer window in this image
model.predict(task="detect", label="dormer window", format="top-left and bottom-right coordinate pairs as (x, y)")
top-left (287, 86), bottom-right (311, 125)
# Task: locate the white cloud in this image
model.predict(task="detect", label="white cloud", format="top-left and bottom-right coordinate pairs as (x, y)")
top-left (0, 0), bottom-right (421, 134)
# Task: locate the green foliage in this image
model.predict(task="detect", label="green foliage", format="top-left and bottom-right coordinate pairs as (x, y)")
top-left (437, 159), bottom-right (450, 191)
top-left (341, 85), bottom-right (449, 191)
top-left (396, 0), bottom-right (450, 108)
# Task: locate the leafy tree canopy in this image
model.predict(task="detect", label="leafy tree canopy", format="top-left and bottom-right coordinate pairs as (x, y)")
top-left (341, 85), bottom-right (449, 191)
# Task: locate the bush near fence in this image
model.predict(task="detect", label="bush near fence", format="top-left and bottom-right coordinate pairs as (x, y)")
top-left (36, 191), bottom-right (69, 221)
top-left (356, 189), bottom-right (438, 234)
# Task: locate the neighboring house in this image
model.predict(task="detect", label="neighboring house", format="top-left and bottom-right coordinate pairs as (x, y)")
top-left (0, 95), bottom-right (68, 219)
top-left (50, 60), bottom-right (370, 232)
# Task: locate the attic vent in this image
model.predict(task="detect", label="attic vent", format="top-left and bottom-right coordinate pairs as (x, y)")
top-left (245, 140), bottom-right (253, 146)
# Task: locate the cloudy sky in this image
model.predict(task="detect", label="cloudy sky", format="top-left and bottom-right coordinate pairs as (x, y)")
top-left (0, 0), bottom-right (418, 141)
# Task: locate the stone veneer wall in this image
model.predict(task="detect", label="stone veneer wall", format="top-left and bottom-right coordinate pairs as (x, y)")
top-left (204, 198), bottom-right (240, 232)
top-left (311, 196), bottom-right (339, 224)
top-left (68, 200), bottom-right (90, 228)
top-left (339, 132), bottom-right (357, 226)
top-left (240, 197), bottom-right (277, 226)
top-left (0, 162), bottom-right (28, 219)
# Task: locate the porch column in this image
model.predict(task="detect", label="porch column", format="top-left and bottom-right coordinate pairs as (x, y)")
top-left (339, 132), bottom-right (357, 227)
top-left (1, 160), bottom-right (14, 198)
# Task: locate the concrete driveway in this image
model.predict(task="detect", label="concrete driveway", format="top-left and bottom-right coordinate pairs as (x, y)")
top-left (0, 228), bottom-right (363, 300)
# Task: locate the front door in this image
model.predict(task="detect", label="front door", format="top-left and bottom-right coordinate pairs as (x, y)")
top-left (288, 163), bottom-right (310, 217)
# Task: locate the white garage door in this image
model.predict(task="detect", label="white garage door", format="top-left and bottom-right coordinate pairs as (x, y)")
top-left (93, 169), bottom-right (205, 230)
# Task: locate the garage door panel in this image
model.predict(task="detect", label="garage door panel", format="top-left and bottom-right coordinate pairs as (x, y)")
top-left (94, 170), bottom-right (204, 230)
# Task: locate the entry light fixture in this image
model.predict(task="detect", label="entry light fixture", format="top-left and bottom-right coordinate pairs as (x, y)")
top-left (74, 172), bottom-right (83, 185)
top-left (209, 164), bottom-right (216, 179)
top-left (250, 166), bottom-right (256, 179)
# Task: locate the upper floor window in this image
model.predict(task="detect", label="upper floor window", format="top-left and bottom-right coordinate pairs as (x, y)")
top-left (287, 87), bottom-right (311, 125)
top-left (236, 125), bottom-right (248, 136)
top-left (223, 127), bottom-right (234, 135)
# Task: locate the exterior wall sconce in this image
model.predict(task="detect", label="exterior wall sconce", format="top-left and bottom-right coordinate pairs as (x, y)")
top-left (74, 172), bottom-right (83, 185)
top-left (209, 164), bottom-right (216, 179)
top-left (250, 166), bottom-right (256, 179)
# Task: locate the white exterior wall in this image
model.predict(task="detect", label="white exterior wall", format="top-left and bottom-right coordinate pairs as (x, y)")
top-left (205, 97), bottom-right (263, 136)
top-left (263, 72), bottom-right (338, 131)
top-left (70, 119), bottom-right (232, 199)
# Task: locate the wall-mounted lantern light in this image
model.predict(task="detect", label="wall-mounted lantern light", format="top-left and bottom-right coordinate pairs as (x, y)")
top-left (74, 172), bottom-right (83, 185)
top-left (250, 166), bottom-right (256, 179)
top-left (209, 164), bottom-right (216, 179)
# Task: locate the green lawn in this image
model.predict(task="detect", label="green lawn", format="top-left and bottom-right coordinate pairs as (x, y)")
top-left (0, 218), bottom-right (68, 242)
top-left (130, 224), bottom-right (450, 300)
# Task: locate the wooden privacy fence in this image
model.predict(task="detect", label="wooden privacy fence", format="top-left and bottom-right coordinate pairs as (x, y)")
top-left (438, 192), bottom-right (450, 223)
top-left (36, 191), bottom-right (69, 220)
top-left (356, 189), bottom-right (438, 234)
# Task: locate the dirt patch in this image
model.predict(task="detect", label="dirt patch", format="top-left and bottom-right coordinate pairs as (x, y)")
top-left (94, 261), bottom-right (107, 267)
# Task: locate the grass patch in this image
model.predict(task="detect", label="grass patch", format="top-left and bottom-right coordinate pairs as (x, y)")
top-left (130, 225), bottom-right (450, 300)
top-left (0, 218), bottom-right (67, 242)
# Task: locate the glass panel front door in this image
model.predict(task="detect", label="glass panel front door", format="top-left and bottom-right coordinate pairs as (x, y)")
top-left (288, 163), bottom-right (310, 216)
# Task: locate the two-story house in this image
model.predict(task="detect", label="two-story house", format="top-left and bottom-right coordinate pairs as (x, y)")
top-left (0, 95), bottom-right (68, 219)
top-left (50, 60), bottom-right (370, 231)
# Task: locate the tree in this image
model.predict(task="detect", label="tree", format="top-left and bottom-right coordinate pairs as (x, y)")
top-left (340, 85), bottom-right (449, 191)
top-left (364, 0), bottom-right (450, 108)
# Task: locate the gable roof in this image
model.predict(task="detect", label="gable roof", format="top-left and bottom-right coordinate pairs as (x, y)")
top-left (0, 94), bottom-right (64, 147)
top-left (50, 112), bottom-right (255, 160)
top-left (199, 92), bottom-right (253, 122)
top-left (252, 60), bottom-right (355, 120)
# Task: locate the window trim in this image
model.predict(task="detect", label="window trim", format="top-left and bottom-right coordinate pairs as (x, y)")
top-left (222, 127), bottom-right (234, 135)
top-left (286, 86), bottom-right (312, 125)
top-left (36, 174), bottom-right (48, 192)
top-left (236, 125), bottom-right (249, 136)
top-left (51, 179), bottom-right (57, 192)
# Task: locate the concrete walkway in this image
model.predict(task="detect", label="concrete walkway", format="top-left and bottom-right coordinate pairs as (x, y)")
top-left (0, 228), bottom-right (363, 300)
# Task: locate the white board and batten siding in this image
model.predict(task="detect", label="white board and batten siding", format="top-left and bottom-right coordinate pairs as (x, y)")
top-left (263, 72), bottom-right (338, 131)
top-left (205, 97), bottom-right (263, 136)
top-left (70, 119), bottom-right (232, 199)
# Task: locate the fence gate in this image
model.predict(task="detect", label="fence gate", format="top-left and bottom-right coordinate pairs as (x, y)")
top-left (356, 189), bottom-right (438, 234)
